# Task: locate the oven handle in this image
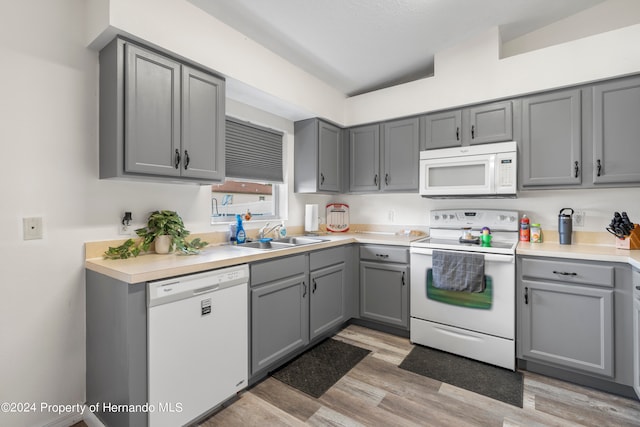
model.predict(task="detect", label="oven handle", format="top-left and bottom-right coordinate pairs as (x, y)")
top-left (410, 248), bottom-right (514, 263)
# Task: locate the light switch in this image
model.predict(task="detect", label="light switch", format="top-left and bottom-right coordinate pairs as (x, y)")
top-left (23, 217), bottom-right (43, 240)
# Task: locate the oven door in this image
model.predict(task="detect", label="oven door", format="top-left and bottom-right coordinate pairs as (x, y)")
top-left (410, 247), bottom-right (514, 340)
top-left (419, 153), bottom-right (495, 197)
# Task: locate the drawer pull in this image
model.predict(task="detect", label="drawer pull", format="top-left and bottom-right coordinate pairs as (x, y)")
top-left (553, 271), bottom-right (577, 276)
top-left (375, 254), bottom-right (390, 259)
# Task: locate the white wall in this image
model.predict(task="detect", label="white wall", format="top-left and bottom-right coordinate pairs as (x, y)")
top-left (2, 1), bottom-right (640, 426)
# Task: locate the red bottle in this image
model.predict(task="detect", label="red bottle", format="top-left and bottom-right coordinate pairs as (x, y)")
top-left (520, 214), bottom-right (530, 242)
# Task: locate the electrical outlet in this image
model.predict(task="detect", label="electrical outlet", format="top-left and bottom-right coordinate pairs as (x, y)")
top-left (118, 223), bottom-right (131, 235)
top-left (573, 211), bottom-right (585, 227)
top-left (23, 217), bottom-right (43, 240)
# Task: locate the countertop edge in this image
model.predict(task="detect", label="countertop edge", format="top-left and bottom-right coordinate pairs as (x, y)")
top-left (85, 234), bottom-right (423, 283)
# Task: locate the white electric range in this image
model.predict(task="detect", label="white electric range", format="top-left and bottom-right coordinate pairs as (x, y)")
top-left (410, 209), bottom-right (519, 370)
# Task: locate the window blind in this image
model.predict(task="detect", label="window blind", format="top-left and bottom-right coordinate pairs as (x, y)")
top-left (225, 117), bottom-right (284, 183)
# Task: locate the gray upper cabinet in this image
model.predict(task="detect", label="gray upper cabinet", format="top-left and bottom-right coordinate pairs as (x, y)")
top-left (421, 101), bottom-right (512, 150)
top-left (100, 38), bottom-right (225, 184)
top-left (124, 43), bottom-right (181, 177)
top-left (467, 101), bottom-right (513, 145)
top-left (348, 124), bottom-right (380, 192)
top-left (294, 118), bottom-right (342, 193)
top-left (521, 89), bottom-right (582, 187)
top-left (349, 118), bottom-right (419, 193)
top-left (180, 66), bottom-right (225, 181)
top-left (592, 76), bottom-right (640, 185)
top-left (421, 110), bottom-right (462, 149)
top-left (382, 117), bottom-right (420, 191)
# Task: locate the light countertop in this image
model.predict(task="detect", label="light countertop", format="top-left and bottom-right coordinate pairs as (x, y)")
top-left (85, 232), bottom-right (422, 284)
top-left (517, 241), bottom-right (640, 270)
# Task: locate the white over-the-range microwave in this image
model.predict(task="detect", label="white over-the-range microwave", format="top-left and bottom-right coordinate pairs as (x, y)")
top-left (419, 141), bottom-right (517, 198)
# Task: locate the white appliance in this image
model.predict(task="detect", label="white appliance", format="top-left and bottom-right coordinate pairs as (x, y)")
top-left (410, 209), bottom-right (518, 370)
top-left (419, 141), bottom-right (517, 198)
top-left (147, 265), bottom-right (249, 427)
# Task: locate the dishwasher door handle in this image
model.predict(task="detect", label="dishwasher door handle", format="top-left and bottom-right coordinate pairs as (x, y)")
top-left (193, 285), bottom-right (220, 296)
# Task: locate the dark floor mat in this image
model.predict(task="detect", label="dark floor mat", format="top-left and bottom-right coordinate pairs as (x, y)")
top-left (399, 345), bottom-right (523, 408)
top-left (272, 338), bottom-right (371, 398)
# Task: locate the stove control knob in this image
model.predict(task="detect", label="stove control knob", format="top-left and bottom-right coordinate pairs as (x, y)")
top-left (508, 216), bottom-right (516, 222)
top-left (449, 214), bottom-right (455, 219)
top-left (498, 215), bottom-right (506, 221)
top-left (434, 215), bottom-right (440, 221)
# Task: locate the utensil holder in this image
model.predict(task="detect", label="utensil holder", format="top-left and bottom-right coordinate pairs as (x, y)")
top-left (615, 225), bottom-right (640, 250)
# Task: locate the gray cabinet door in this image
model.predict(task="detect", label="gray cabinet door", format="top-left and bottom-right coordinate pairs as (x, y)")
top-left (520, 279), bottom-right (614, 377)
top-left (181, 65), bottom-right (225, 181)
top-left (421, 110), bottom-right (462, 150)
top-left (634, 293), bottom-right (640, 399)
top-left (310, 263), bottom-right (346, 340)
top-left (592, 76), bottom-right (640, 185)
top-left (318, 121), bottom-right (342, 192)
top-left (382, 117), bottom-right (420, 192)
top-left (349, 124), bottom-right (380, 192)
top-left (634, 269), bottom-right (640, 399)
top-left (251, 274), bottom-right (309, 375)
top-left (360, 261), bottom-right (409, 328)
top-left (466, 100), bottom-right (513, 145)
top-left (124, 43), bottom-right (181, 177)
top-left (521, 89), bottom-right (582, 187)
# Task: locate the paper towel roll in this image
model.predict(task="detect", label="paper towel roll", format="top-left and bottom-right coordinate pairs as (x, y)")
top-left (305, 204), bottom-right (319, 232)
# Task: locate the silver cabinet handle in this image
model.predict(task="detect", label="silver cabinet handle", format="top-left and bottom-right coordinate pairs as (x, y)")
top-left (553, 271), bottom-right (577, 276)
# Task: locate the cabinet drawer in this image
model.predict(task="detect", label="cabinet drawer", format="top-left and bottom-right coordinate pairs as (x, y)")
top-left (360, 245), bottom-right (409, 263)
top-left (521, 258), bottom-right (614, 288)
top-left (251, 254), bottom-right (307, 287)
top-left (310, 246), bottom-right (346, 271)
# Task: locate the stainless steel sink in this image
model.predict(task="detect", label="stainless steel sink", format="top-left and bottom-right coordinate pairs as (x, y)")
top-left (238, 241), bottom-right (294, 250)
top-left (234, 236), bottom-right (327, 251)
top-left (271, 237), bottom-right (327, 245)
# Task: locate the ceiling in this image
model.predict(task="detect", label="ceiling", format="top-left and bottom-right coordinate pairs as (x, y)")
top-left (189, 0), bottom-right (604, 97)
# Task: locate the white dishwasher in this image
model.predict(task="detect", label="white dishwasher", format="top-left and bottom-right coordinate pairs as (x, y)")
top-left (147, 264), bottom-right (249, 427)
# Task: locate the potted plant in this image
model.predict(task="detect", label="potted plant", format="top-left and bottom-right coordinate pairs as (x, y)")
top-left (104, 210), bottom-right (208, 259)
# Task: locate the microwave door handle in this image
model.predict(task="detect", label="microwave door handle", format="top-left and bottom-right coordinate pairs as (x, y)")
top-left (489, 155), bottom-right (496, 194)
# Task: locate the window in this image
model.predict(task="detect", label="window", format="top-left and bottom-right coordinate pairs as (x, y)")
top-left (211, 180), bottom-right (280, 221)
top-left (211, 117), bottom-right (285, 223)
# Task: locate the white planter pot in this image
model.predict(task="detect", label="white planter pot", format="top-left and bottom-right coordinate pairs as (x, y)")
top-left (155, 235), bottom-right (173, 254)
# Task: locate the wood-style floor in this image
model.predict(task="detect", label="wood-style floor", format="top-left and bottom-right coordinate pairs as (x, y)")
top-left (200, 324), bottom-right (640, 427)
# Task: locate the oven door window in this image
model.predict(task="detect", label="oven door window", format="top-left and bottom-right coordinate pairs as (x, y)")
top-left (426, 269), bottom-right (492, 309)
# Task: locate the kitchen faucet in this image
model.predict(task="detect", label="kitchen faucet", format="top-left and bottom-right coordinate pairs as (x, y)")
top-left (258, 222), bottom-right (281, 239)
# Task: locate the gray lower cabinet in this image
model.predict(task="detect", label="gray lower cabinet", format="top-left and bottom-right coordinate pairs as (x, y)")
top-left (348, 118), bottom-right (419, 193)
top-left (99, 37), bottom-right (225, 183)
top-left (421, 100), bottom-right (512, 150)
top-left (294, 118), bottom-right (342, 193)
top-left (250, 246), bottom-right (350, 377)
top-left (359, 245), bottom-right (409, 328)
top-left (521, 89), bottom-right (582, 187)
top-left (250, 254), bottom-right (309, 376)
top-left (518, 256), bottom-right (636, 394)
top-left (592, 75), bottom-right (640, 185)
top-left (633, 268), bottom-right (640, 398)
top-left (309, 247), bottom-right (347, 339)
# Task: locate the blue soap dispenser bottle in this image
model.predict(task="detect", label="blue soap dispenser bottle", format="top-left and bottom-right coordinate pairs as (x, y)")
top-left (235, 214), bottom-right (246, 244)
